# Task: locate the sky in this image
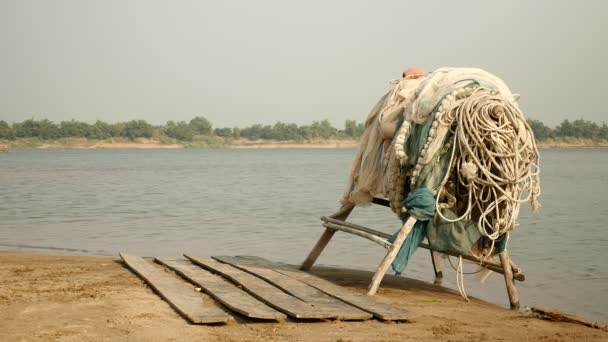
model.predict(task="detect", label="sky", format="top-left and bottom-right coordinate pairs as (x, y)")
top-left (1, 1), bottom-right (606, 128)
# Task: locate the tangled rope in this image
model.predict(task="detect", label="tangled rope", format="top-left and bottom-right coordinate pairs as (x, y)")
top-left (434, 87), bottom-right (541, 253)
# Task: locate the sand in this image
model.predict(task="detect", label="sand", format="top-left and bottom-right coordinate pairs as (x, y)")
top-left (0, 252), bottom-right (605, 342)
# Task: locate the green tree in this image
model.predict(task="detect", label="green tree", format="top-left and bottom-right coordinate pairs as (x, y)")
top-left (232, 127), bottom-right (241, 139)
top-left (89, 120), bottom-right (113, 139)
top-left (600, 123), bottom-right (608, 140)
top-left (271, 122), bottom-right (300, 140)
top-left (555, 119), bottom-right (601, 139)
top-left (0, 120), bottom-right (15, 140)
top-left (122, 120), bottom-right (153, 139)
top-left (189, 116), bottom-right (212, 135)
top-left (59, 120), bottom-right (93, 138)
top-left (240, 124), bottom-right (263, 140)
top-left (309, 120), bottom-right (337, 139)
top-left (110, 122), bottom-right (125, 137)
top-left (214, 127), bottom-right (233, 137)
top-left (164, 120), bottom-right (194, 141)
top-left (344, 120), bottom-right (365, 138)
top-left (527, 119), bottom-right (553, 141)
top-left (555, 119), bottom-right (575, 137)
top-left (14, 119), bottom-right (60, 139)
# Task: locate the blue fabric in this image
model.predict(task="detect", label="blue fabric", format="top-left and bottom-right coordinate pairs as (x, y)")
top-left (495, 233), bottom-right (508, 253)
top-left (426, 209), bottom-right (482, 255)
top-left (399, 188), bottom-right (436, 222)
top-left (390, 188), bottom-right (436, 274)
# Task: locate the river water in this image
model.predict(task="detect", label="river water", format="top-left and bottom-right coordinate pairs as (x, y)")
top-left (0, 148), bottom-right (606, 321)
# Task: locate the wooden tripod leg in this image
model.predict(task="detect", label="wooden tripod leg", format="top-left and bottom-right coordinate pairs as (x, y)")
top-left (366, 217), bottom-right (417, 296)
top-left (430, 250), bottom-right (443, 285)
top-left (499, 250), bottom-right (520, 310)
top-left (300, 206), bottom-right (354, 271)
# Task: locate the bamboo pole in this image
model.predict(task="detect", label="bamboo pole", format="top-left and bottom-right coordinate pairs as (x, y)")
top-left (322, 222), bottom-right (391, 249)
top-left (321, 216), bottom-right (524, 281)
top-left (499, 250), bottom-right (519, 309)
top-left (366, 217), bottom-right (417, 296)
top-left (430, 250), bottom-right (443, 285)
top-left (300, 206), bottom-right (354, 271)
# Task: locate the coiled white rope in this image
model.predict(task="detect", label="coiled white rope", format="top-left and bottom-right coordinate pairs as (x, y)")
top-left (433, 87), bottom-right (541, 248)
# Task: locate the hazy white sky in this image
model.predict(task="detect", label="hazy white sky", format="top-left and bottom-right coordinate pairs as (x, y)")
top-left (1, 1), bottom-right (606, 128)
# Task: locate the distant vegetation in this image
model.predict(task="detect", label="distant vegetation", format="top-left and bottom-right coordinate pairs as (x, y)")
top-left (0, 116), bottom-right (365, 142)
top-left (526, 119), bottom-right (608, 142)
top-left (0, 116), bottom-right (606, 145)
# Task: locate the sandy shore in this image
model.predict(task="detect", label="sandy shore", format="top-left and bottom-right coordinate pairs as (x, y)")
top-left (229, 141), bottom-right (357, 149)
top-left (0, 252), bottom-right (605, 341)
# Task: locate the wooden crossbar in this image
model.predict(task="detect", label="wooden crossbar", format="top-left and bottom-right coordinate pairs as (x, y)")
top-left (320, 216), bottom-right (525, 281)
top-left (301, 197), bottom-right (523, 309)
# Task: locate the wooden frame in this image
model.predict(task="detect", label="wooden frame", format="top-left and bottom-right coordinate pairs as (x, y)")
top-left (300, 198), bottom-right (522, 309)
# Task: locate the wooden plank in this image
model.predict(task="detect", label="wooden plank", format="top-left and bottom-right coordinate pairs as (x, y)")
top-left (184, 255), bottom-right (336, 320)
top-left (236, 256), bottom-right (412, 321)
top-left (156, 258), bottom-right (286, 321)
top-left (119, 253), bottom-right (231, 324)
top-left (213, 256), bottom-right (372, 321)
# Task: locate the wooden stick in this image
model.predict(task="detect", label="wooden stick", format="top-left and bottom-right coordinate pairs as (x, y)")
top-left (509, 258), bottom-right (522, 273)
top-left (499, 250), bottom-right (519, 310)
top-left (329, 205), bottom-right (355, 219)
top-left (419, 243), bottom-right (525, 281)
top-left (320, 217), bottom-right (523, 280)
top-left (369, 197), bottom-right (525, 279)
top-left (528, 307), bottom-right (607, 331)
top-left (371, 197), bottom-right (391, 207)
top-left (366, 217), bottom-right (417, 296)
top-left (430, 250), bottom-right (443, 285)
top-left (321, 216), bottom-right (391, 239)
top-left (300, 206), bottom-right (354, 271)
top-left (322, 222), bottom-right (391, 249)
top-left (323, 219), bottom-right (524, 280)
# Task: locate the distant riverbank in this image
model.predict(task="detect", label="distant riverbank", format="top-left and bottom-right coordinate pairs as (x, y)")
top-left (1, 137), bottom-right (607, 151)
top-left (0, 137), bottom-right (358, 150)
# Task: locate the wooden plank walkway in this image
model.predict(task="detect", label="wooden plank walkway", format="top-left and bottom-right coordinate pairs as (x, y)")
top-left (156, 258), bottom-right (286, 321)
top-left (184, 255), bottom-right (336, 320)
top-left (119, 253), bottom-right (232, 324)
top-left (235, 256), bottom-right (412, 321)
top-left (213, 256), bottom-right (372, 321)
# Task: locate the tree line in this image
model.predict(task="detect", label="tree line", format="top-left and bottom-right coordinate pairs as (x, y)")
top-left (526, 119), bottom-right (608, 141)
top-left (0, 117), bottom-right (365, 142)
top-left (1, 116), bottom-right (606, 142)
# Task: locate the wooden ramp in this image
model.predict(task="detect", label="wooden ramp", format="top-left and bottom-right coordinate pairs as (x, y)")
top-left (120, 253), bottom-right (232, 324)
top-left (185, 255), bottom-right (336, 320)
top-left (235, 256), bottom-right (412, 321)
top-left (213, 256), bottom-right (372, 320)
top-left (156, 258), bottom-right (286, 321)
top-left (121, 253), bottom-right (412, 324)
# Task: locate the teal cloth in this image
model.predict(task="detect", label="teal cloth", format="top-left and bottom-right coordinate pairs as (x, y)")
top-left (426, 209), bottom-right (481, 256)
top-left (389, 188), bottom-right (435, 274)
top-left (399, 188), bottom-right (436, 222)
